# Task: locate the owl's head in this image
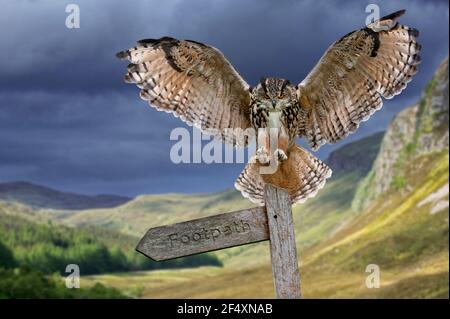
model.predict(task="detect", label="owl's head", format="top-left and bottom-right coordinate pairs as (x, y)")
top-left (252, 77), bottom-right (296, 110)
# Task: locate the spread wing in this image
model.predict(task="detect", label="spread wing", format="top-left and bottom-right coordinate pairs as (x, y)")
top-left (297, 10), bottom-right (421, 150)
top-left (117, 37), bottom-right (253, 146)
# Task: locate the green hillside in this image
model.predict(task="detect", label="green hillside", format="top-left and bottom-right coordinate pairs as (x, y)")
top-left (81, 142), bottom-right (448, 299)
top-left (0, 205), bottom-right (222, 277)
top-left (57, 189), bottom-right (253, 236)
top-left (301, 151), bottom-right (448, 298)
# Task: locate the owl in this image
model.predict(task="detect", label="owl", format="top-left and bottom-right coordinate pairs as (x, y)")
top-left (117, 10), bottom-right (421, 205)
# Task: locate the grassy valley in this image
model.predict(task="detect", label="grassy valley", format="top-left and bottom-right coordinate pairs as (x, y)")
top-left (0, 201), bottom-right (223, 298)
top-left (81, 150), bottom-right (448, 299)
top-left (57, 189), bottom-right (254, 236)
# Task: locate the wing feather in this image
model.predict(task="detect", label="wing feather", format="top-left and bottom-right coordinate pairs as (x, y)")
top-left (297, 10), bottom-right (421, 150)
top-left (117, 37), bottom-right (253, 146)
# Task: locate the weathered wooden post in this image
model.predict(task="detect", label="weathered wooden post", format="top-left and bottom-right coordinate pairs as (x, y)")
top-left (136, 184), bottom-right (301, 299)
top-left (264, 185), bottom-right (301, 299)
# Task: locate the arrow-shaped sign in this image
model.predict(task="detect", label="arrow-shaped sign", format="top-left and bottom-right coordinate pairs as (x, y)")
top-left (136, 206), bottom-right (269, 261)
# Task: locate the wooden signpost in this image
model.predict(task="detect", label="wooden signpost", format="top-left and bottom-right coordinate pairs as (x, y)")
top-left (136, 184), bottom-right (301, 299)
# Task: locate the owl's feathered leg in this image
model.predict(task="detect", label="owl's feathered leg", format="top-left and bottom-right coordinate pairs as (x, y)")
top-left (274, 125), bottom-right (289, 162)
top-left (255, 126), bottom-right (290, 165)
top-left (256, 128), bottom-right (270, 164)
top-left (235, 144), bottom-right (332, 206)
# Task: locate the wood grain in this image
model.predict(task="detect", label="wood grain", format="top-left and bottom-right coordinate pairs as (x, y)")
top-left (265, 184), bottom-right (301, 299)
top-left (136, 207), bottom-right (269, 261)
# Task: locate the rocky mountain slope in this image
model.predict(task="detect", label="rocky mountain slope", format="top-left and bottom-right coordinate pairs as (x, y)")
top-left (353, 58), bottom-right (449, 211)
top-left (326, 132), bottom-right (384, 177)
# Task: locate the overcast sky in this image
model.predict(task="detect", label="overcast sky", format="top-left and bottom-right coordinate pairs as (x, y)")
top-left (0, 0), bottom-right (448, 196)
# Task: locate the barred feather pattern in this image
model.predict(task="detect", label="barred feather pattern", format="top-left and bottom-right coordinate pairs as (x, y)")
top-left (297, 10), bottom-right (422, 150)
top-left (116, 37), bottom-right (253, 146)
top-left (235, 145), bottom-right (332, 206)
top-left (116, 10), bottom-right (421, 206)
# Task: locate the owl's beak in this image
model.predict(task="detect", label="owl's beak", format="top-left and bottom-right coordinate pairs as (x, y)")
top-left (271, 100), bottom-right (276, 108)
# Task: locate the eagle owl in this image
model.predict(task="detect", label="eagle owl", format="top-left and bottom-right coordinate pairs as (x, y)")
top-left (117, 10), bottom-right (421, 205)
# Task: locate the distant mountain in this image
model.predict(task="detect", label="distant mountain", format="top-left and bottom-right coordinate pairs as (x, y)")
top-left (326, 132), bottom-right (384, 177)
top-left (0, 181), bottom-right (131, 210)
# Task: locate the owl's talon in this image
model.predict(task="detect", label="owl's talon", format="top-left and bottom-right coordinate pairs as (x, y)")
top-left (257, 153), bottom-right (270, 164)
top-left (256, 147), bottom-right (270, 164)
top-left (274, 149), bottom-right (288, 162)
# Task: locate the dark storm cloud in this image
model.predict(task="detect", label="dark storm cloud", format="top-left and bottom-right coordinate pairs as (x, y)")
top-left (0, 0), bottom-right (448, 195)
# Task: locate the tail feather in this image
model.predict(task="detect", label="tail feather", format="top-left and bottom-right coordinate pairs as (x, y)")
top-left (234, 165), bottom-right (265, 205)
top-left (235, 145), bottom-right (332, 206)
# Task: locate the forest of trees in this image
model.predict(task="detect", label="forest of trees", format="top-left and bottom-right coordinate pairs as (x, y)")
top-left (0, 214), bottom-right (222, 276)
top-left (0, 243), bottom-right (126, 298)
top-left (0, 213), bottom-right (223, 298)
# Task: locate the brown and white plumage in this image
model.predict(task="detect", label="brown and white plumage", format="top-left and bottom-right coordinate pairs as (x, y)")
top-left (117, 10), bottom-right (421, 205)
top-left (235, 145), bottom-right (332, 205)
top-left (297, 9), bottom-right (421, 150)
top-left (117, 37), bottom-right (253, 146)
